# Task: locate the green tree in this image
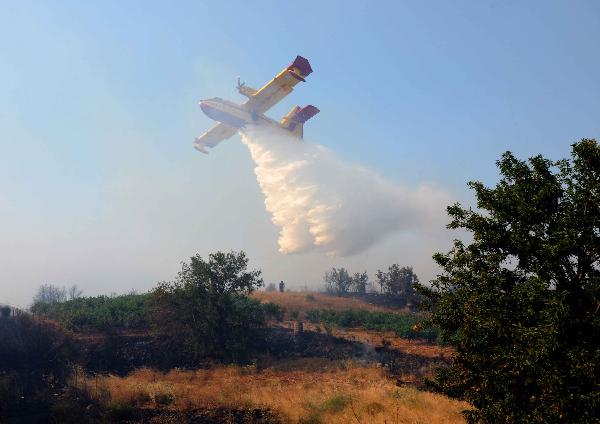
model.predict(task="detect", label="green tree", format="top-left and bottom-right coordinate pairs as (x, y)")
top-left (416, 139), bottom-right (600, 423)
top-left (376, 265), bottom-right (419, 300)
top-left (352, 271), bottom-right (369, 294)
top-left (151, 251), bottom-right (264, 364)
top-left (324, 267), bottom-right (352, 294)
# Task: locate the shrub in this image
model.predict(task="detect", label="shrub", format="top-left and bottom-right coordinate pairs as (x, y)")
top-left (154, 391), bottom-right (174, 406)
top-left (151, 251), bottom-right (265, 365)
top-left (0, 313), bottom-right (79, 422)
top-left (319, 393), bottom-right (351, 413)
top-left (262, 302), bottom-right (284, 322)
top-left (0, 312), bottom-right (78, 380)
top-left (305, 309), bottom-right (437, 341)
top-left (32, 293), bottom-right (151, 331)
top-left (106, 400), bottom-right (135, 421)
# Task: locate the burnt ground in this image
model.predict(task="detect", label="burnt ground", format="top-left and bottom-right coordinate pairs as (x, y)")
top-left (3, 326), bottom-right (449, 423)
top-left (77, 325), bottom-right (450, 384)
top-left (112, 407), bottom-right (280, 424)
top-left (8, 384), bottom-right (280, 424)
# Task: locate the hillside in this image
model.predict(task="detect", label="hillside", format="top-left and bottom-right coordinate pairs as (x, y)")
top-left (3, 289), bottom-right (462, 423)
top-left (252, 291), bottom-right (400, 316)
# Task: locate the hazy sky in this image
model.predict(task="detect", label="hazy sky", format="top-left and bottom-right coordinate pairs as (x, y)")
top-left (1, 1), bottom-right (599, 306)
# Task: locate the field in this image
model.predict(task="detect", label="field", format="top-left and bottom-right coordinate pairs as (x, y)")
top-left (252, 291), bottom-right (397, 317)
top-left (76, 292), bottom-right (460, 422)
top-left (4, 290), bottom-right (463, 423)
top-left (74, 361), bottom-right (468, 423)
top-left (254, 291), bottom-right (438, 342)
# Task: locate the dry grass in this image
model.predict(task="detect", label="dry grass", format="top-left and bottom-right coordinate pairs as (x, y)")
top-left (75, 361), bottom-right (468, 423)
top-left (253, 291), bottom-right (397, 319)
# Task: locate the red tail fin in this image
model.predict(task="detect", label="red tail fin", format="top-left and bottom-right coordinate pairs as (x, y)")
top-left (287, 56), bottom-right (313, 78)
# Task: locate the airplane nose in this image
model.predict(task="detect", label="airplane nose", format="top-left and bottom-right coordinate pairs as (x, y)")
top-left (199, 101), bottom-right (211, 114)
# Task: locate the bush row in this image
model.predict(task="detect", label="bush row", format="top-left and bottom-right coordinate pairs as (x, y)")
top-left (32, 293), bottom-right (152, 331)
top-left (304, 309), bottom-right (438, 341)
top-left (32, 292), bottom-right (285, 333)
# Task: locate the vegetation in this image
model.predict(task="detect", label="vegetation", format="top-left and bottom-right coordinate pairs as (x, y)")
top-left (417, 139), bottom-right (600, 423)
top-left (72, 362), bottom-right (468, 424)
top-left (252, 291), bottom-right (393, 320)
top-left (376, 264), bottom-right (420, 303)
top-left (324, 267), bottom-right (353, 294)
top-left (0, 309), bottom-right (79, 421)
top-left (151, 251), bottom-right (265, 364)
top-left (322, 265), bottom-right (421, 308)
top-left (31, 292), bottom-right (151, 331)
top-left (9, 250), bottom-right (458, 422)
top-left (32, 283), bottom-right (83, 305)
top-left (324, 267), bottom-right (369, 294)
top-left (305, 309), bottom-right (438, 341)
top-left (352, 271), bottom-right (369, 294)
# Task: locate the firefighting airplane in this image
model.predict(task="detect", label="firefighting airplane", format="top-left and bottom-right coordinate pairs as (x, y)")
top-left (194, 56), bottom-right (319, 154)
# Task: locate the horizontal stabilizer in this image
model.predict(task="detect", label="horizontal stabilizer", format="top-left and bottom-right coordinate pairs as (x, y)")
top-left (279, 105), bottom-right (319, 138)
top-left (293, 105), bottom-right (319, 124)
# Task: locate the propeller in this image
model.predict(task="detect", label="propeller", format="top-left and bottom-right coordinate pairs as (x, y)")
top-left (236, 76), bottom-right (245, 90)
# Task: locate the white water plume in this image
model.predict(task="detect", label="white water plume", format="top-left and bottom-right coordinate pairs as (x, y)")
top-left (240, 125), bottom-right (451, 257)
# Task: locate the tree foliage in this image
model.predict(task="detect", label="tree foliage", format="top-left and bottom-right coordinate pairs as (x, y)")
top-left (416, 139), bottom-right (600, 423)
top-left (151, 251), bottom-right (265, 364)
top-left (376, 264), bottom-right (419, 302)
top-left (32, 293), bottom-right (151, 331)
top-left (324, 267), bottom-right (353, 294)
top-left (33, 284), bottom-right (67, 305)
top-left (324, 268), bottom-right (370, 294)
top-left (67, 285), bottom-right (83, 300)
top-left (352, 271), bottom-right (369, 294)
top-left (32, 284), bottom-right (83, 315)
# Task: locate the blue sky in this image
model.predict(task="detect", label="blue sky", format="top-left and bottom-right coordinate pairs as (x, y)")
top-left (1, 1), bottom-right (599, 305)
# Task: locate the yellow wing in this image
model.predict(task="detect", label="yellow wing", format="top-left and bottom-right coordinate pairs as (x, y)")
top-left (246, 56), bottom-right (313, 114)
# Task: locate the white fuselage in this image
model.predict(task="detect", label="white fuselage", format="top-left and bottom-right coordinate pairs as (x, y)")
top-left (199, 98), bottom-right (277, 129)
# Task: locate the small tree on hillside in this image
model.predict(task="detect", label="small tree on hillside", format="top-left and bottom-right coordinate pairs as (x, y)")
top-left (352, 271), bottom-right (369, 294)
top-left (32, 285), bottom-right (68, 315)
top-left (151, 251), bottom-right (264, 364)
top-left (33, 284), bottom-right (67, 305)
top-left (67, 284), bottom-right (83, 300)
top-left (376, 265), bottom-right (419, 300)
top-left (265, 282), bottom-right (277, 292)
top-left (324, 267), bottom-right (353, 294)
top-left (416, 140), bottom-right (600, 423)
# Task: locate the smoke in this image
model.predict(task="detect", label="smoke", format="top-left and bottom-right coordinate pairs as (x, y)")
top-left (240, 125), bottom-right (452, 257)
